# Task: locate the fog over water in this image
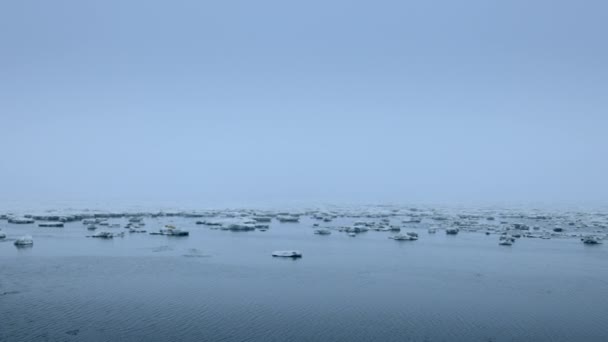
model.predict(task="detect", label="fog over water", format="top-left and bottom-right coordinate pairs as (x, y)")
top-left (1, 0), bottom-right (607, 206)
top-left (4, 3), bottom-right (608, 342)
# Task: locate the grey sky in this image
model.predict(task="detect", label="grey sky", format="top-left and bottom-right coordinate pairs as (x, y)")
top-left (1, 0), bottom-right (607, 207)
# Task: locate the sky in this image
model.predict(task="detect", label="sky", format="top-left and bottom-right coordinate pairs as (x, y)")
top-left (1, 0), bottom-right (607, 208)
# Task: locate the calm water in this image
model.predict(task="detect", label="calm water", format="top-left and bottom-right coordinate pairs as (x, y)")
top-left (1, 216), bottom-right (607, 341)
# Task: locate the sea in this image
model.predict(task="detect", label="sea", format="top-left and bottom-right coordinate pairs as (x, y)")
top-left (1, 209), bottom-right (607, 341)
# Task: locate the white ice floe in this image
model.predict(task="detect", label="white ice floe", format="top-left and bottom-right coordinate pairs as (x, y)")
top-left (14, 235), bottom-right (34, 246)
top-left (91, 231), bottom-right (113, 238)
top-left (499, 235), bottom-right (515, 246)
top-left (390, 233), bottom-right (418, 241)
top-left (277, 215), bottom-right (300, 223)
top-left (159, 225), bottom-right (189, 236)
top-left (582, 236), bottom-right (602, 245)
top-left (272, 250), bottom-right (302, 258)
top-left (446, 228), bottom-right (459, 235)
top-left (8, 217), bottom-right (35, 224)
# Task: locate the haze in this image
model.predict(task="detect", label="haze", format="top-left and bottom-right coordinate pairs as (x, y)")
top-left (1, 0), bottom-right (607, 208)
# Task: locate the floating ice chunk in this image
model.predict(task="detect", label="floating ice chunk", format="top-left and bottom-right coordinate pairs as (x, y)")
top-left (129, 217), bottom-right (143, 223)
top-left (158, 225), bottom-right (189, 236)
top-left (82, 219), bottom-right (100, 225)
top-left (38, 222), bottom-right (64, 228)
top-left (14, 235), bottom-right (33, 246)
top-left (345, 226), bottom-right (368, 233)
top-left (8, 217), bottom-right (35, 224)
top-left (253, 216), bottom-right (272, 223)
top-left (272, 250), bottom-right (302, 258)
top-left (499, 235), bottom-right (515, 246)
top-left (161, 229), bottom-right (189, 236)
top-left (582, 236), bottom-right (602, 245)
top-left (128, 228), bottom-right (147, 233)
top-left (223, 222), bottom-right (256, 231)
top-left (91, 231), bottom-right (113, 238)
top-left (446, 228), bottom-right (459, 235)
top-left (390, 233), bottom-right (418, 241)
top-left (389, 226), bottom-right (401, 232)
top-left (277, 215), bottom-right (300, 223)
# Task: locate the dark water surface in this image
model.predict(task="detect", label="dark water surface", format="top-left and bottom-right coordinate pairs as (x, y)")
top-left (1, 217), bottom-right (607, 341)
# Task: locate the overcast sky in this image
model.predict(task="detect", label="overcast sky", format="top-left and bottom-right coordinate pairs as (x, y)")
top-left (1, 0), bottom-right (607, 207)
